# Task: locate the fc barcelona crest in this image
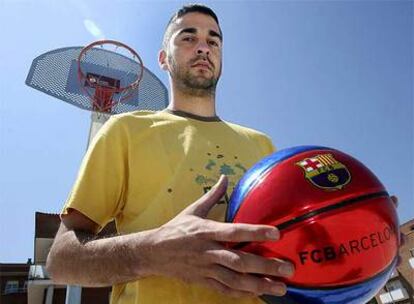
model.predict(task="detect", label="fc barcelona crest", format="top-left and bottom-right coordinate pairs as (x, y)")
top-left (296, 153), bottom-right (351, 190)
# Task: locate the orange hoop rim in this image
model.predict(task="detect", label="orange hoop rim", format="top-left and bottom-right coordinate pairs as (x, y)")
top-left (77, 40), bottom-right (144, 112)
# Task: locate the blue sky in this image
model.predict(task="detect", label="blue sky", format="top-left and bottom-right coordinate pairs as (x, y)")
top-left (0, 0), bottom-right (412, 263)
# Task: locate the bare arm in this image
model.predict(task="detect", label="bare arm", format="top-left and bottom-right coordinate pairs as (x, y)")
top-left (46, 210), bottom-right (157, 287)
top-left (46, 175), bottom-right (295, 297)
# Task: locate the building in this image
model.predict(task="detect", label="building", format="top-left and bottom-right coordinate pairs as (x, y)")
top-left (373, 219), bottom-right (414, 304)
top-left (28, 212), bottom-right (115, 304)
top-left (0, 261), bottom-right (31, 304)
top-left (2, 214), bottom-right (413, 303)
top-left (32, 214), bottom-right (412, 304)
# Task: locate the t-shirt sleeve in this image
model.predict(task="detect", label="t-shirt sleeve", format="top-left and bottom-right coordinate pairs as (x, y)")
top-left (61, 116), bottom-right (128, 229)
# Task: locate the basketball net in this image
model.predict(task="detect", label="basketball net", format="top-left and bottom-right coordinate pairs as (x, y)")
top-left (77, 40), bottom-right (144, 145)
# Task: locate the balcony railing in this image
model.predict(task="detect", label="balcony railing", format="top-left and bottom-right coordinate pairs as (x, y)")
top-left (379, 287), bottom-right (409, 303)
top-left (3, 287), bottom-right (27, 295)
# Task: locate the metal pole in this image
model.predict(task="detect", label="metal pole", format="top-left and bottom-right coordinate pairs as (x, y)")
top-left (45, 285), bottom-right (54, 304)
top-left (65, 285), bottom-right (82, 304)
top-left (64, 111), bottom-right (110, 304)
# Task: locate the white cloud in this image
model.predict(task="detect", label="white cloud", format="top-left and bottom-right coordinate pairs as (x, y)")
top-left (83, 19), bottom-right (105, 39)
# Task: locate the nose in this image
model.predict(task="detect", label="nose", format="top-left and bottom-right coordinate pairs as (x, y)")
top-left (196, 41), bottom-right (210, 56)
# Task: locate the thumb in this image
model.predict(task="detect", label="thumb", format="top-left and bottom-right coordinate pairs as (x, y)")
top-left (183, 175), bottom-right (228, 218)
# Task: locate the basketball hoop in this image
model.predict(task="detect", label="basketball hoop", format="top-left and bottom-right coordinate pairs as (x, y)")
top-left (77, 40), bottom-right (144, 113)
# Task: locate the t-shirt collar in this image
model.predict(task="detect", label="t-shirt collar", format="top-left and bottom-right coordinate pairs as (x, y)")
top-left (164, 109), bottom-right (221, 122)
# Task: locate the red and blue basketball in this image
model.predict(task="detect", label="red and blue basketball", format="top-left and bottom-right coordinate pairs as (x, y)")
top-left (226, 146), bottom-right (399, 304)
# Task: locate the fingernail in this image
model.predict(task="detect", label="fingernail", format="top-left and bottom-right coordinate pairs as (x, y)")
top-left (279, 263), bottom-right (294, 277)
top-left (216, 175), bottom-right (226, 184)
top-left (270, 283), bottom-right (286, 296)
top-left (211, 176), bottom-right (224, 188)
top-left (266, 229), bottom-right (279, 240)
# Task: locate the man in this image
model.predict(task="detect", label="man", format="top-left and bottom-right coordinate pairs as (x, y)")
top-left (46, 4), bottom-right (296, 304)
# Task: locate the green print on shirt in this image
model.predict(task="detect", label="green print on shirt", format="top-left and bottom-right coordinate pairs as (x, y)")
top-left (205, 159), bottom-right (216, 170)
top-left (220, 163), bottom-right (235, 175)
top-left (193, 153), bottom-right (250, 205)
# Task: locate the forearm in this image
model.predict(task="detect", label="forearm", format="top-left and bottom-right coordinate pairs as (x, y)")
top-left (46, 226), bottom-right (157, 287)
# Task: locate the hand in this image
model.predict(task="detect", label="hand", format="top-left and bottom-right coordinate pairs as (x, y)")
top-left (145, 175), bottom-right (295, 298)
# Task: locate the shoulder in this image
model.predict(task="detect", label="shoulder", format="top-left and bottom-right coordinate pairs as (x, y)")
top-left (222, 120), bottom-right (271, 140)
top-left (221, 120), bottom-right (275, 154)
top-left (110, 110), bottom-right (158, 125)
top-left (97, 110), bottom-right (181, 144)
top-left (109, 110), bottom-right (180, 125)
top-left (102, 110), bottom-right (167, 133)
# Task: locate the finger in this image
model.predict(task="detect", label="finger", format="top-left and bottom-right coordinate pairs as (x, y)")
top-left (390, 195), bottom-right (398, 208)
top-left (207, 249), bottom-right (294, 278)
top-left (201, 220), bottom-right (280, 242)
top-left (183, 175), bottom-right (228, 217)
top-left (202, 277), bottom-right (256, 298)
top-left (207, 265), bottom-right (287, 296)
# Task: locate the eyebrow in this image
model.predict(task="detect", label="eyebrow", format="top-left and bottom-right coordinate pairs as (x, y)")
top-left (177, 27), bottom-right (222, 41)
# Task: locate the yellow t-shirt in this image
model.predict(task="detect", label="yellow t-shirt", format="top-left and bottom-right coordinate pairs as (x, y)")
top-left (63, 110), bottom-right (275, 304)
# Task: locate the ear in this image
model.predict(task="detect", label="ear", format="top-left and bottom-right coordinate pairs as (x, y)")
top-left (158, 49), bottom-right (168, 71)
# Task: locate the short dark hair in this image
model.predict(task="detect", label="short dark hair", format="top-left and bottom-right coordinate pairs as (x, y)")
top-left (162, 4), bottom-right (221, 49)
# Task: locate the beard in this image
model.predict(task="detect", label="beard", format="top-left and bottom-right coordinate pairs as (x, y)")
top-left (168, 54), bottom-right (221, 97)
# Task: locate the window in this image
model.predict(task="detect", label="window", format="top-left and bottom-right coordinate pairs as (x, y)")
top-left (381, 279), bottom-right (409, 303)
top-left (4, 280), bottom-right (19, 294)
top-left (385, 279), bottom-right (403, 292)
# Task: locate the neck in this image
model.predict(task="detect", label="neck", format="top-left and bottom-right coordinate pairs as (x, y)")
top-left (168, 81), bottom-right (217, 117)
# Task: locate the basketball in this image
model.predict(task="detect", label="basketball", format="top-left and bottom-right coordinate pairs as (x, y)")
top-left (226, 146), bottom-right (400, 304)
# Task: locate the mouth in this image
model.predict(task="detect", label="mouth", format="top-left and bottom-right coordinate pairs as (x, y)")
top-left (191, 61), bottom-right (212, 71)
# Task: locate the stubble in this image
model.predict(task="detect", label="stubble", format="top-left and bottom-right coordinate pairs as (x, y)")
top-left (168, 54), bottom-right (220, 97)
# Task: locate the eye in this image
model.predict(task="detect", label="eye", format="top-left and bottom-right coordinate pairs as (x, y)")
top-left (209, 40), bottom-right (220, 47)
top-left (183, 36), bottom-right (195, 42)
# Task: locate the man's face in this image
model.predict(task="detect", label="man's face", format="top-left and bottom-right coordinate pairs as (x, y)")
top-left (161, 12), bottom-right (223, 94)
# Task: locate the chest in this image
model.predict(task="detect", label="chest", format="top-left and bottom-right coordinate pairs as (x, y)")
top-left (118, 123), bottom-right (265, 231)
